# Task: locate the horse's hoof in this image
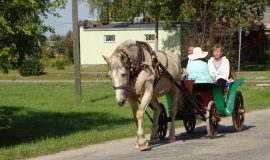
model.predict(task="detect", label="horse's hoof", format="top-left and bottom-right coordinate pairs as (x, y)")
top-left (135, 143), bottom-right (139, 149)
top-left (138, 141), bottom-right (149, 151)
top-left (168, 137), bottom-right (175, 143)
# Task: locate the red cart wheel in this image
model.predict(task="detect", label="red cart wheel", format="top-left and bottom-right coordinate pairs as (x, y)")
top-left (232, 91), bottom-right (245, 132)
top-left (183, 116), bottom-right (196, 133)
top-left (157, 103), bottom-right (167, 140)
top-left (206, 101), bottom-right (219, 138)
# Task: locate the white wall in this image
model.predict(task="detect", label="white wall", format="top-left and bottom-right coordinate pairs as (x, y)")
top-left (80, 27), bottom-right (180, 65)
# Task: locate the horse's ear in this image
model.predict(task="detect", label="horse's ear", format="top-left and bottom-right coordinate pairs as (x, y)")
top-left (102, 55), bottom-right (110, 64)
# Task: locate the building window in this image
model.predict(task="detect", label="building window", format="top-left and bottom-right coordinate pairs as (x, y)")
top-left (104, 35), bottom-right (116, 43)
top-left (145, 34), bottom-right (155, 42)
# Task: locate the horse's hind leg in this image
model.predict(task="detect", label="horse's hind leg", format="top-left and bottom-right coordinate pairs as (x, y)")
top-left (150, 99), bottom-right (162, 142)
top-left (168, 87), bottom-right (179, 142)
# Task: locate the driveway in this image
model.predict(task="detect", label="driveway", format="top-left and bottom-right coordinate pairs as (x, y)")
top-left (28, 108), bottom-right (270, 160)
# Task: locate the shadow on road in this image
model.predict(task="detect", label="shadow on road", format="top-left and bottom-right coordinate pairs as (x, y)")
top-left (149, 124), bottom-right (255, 149)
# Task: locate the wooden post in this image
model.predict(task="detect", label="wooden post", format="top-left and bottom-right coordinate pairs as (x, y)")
top-left (72, 0), bottom-right (82, 101)
top-left (237, 27), bottom-right (242, 77)
top-left (155, 16), bottom-right (159, 52)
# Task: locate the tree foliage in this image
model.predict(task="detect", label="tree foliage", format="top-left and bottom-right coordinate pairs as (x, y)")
top-left (0, 0), bottom-right (67, 73)
top-left (179, 0), bottom-right (268, 46)
top-left (48, 31), bottom-right (73, 63)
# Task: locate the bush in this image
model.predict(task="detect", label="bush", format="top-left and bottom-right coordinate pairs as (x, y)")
top-left (40, 56), bottom-right (50, 67)
top-left (0, 47), bottom-right (16, 74)
top-left (18, 58), bottom-right (45, 77)
top-left (52, 57), bottom-right (69, 70)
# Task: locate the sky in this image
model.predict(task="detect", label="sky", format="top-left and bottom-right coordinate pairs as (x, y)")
top-left (44, 0), bottom-right (95, 36)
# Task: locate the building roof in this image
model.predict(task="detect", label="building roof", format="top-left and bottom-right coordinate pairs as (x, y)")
top-left (80, 21), bottom-right (183, 30)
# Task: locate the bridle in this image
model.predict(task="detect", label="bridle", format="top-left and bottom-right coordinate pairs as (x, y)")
top-left (112, 85), bottom-right (128, 91)
top-left (111, 41), bottom-right (161, 92)
top-left (111, 49), bottom-right (131, 91)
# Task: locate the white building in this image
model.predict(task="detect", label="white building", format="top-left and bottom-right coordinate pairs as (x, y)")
top-left (79, 22), bottom-right (181, 65)
top-left (263, 8), bottom-right (270, 54)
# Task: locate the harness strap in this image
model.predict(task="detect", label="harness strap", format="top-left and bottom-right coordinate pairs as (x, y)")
top-left (136, 41), bottom-right (161, 78)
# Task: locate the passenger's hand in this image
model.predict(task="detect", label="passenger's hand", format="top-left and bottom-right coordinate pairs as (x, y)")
top-left (228, 78), bottom-right (234, 83)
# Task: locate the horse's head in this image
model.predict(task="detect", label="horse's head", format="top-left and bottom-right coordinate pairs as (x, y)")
top-left (103, 50), bottom-right (131, 107)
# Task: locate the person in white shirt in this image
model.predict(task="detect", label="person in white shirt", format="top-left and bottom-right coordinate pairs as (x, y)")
top-left (208, 44), bottom-right (230, 92)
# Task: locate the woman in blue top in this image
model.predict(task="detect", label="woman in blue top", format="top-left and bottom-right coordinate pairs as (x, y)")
top-left (186, 47), bottom-right (213, 83)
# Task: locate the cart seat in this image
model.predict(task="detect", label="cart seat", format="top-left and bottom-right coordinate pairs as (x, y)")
top-left (182, 80), bottom-right (216, 95)
top-left (182, 80), bottom-right (195, 94)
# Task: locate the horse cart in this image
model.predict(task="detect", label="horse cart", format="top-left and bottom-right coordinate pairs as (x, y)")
top-left (104, 40), bottom-right (245, 150)
top-left (146, 77), bottom-right (245, 139)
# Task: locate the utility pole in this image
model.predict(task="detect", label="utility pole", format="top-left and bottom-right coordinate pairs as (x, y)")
top-left (155, 16), bottom-right (159, 52)
top-left (237, 27), bottom-right (242, 77)
top-left (72, 0), bottom-right (82, 101)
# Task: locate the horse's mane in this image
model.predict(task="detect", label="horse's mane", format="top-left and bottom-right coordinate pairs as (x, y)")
top-left (113, 40), bottom-right (137, 55)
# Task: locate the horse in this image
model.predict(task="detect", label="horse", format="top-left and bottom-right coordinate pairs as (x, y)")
top-left (102, 40), bottom-right (183, 151)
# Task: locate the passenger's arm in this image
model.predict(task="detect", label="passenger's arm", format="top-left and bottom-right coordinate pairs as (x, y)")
top-left (208, 60), bottom-right (215, 81)
top-left (224, 59), bottom-right (230, 80)
top-left (218, 59), bottom-right (230, 80)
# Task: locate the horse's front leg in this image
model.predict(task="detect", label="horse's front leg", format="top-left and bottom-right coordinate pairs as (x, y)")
top-left (128, 96), bottom-right (140, 148)
top-left (136, 75), bottom-right (155, 151)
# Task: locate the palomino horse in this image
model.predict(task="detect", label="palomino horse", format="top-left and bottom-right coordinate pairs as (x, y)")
top-left (103, 40), bottom-right (183, 150)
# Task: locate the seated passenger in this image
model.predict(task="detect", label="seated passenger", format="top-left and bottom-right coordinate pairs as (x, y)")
top-left (208, 44), bottom-right (230, 91)
top-left (181, 43), bottom-right (195, 78)
top-left (186, 47), bottom-right (213, 83)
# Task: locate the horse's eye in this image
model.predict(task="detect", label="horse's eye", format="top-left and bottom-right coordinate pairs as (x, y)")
top-left (121, 73), bottom-right (126, 77)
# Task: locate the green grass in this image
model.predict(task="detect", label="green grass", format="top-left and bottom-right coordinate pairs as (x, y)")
top-left (239, 83), bottom-right (270, 111)
top-left (237, 71), bottom-right (270, 80)
top-left (0, 83), bottom-right (141, 159)
top-left (0, 82), bottom-right (269, 159)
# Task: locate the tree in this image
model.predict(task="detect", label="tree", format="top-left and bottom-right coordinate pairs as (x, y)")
top-left (0, 0), bottom-right (67, 73)
top-left (179, 0), bottom-right (267, 45)
top-left (81, 0), bottom-right (145, 23)
top-left (47, 31), bottom-right (73, 63)
top-left (178, 0), bottom-right (268, 67)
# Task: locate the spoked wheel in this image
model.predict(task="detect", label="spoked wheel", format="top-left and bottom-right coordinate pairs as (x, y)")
top-left (232, 91), bottom-right (245, 132)
top-left (183, 116), bottom-right (196, 134)
top-left (206, 101), bottom-right (219, 138)
top-left (157, 103), bottom-right (167, 140)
